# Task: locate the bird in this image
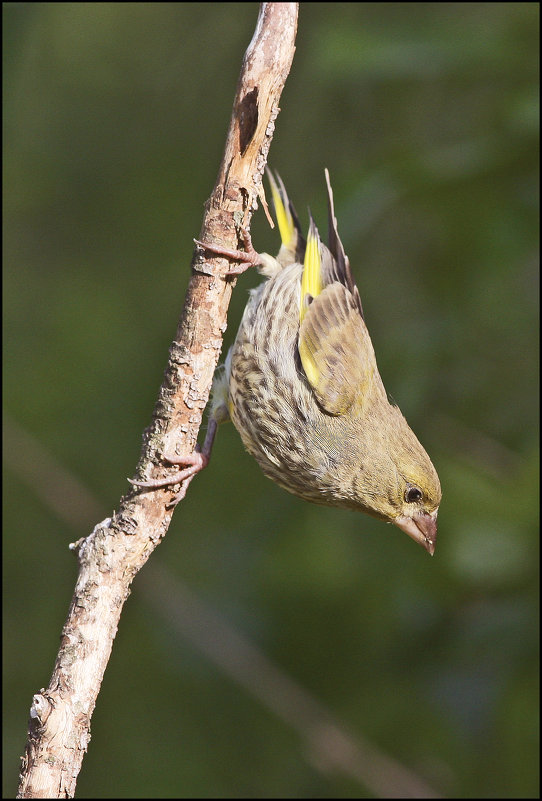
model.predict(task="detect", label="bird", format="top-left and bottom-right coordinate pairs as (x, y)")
top-left (130, 169), bottom-right (441, 554)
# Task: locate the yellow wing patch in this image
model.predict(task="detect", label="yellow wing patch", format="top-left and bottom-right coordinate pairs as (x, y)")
top-left (300, 221), bottom-right (322, 325)
top-left (299, 283), bottom-right (376, 416)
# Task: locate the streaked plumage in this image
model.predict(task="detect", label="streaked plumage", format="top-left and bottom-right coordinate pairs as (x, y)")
top-left (130, 169), bottom-right (441, 553)
top-left (211, 170), bottom-right (442, 553)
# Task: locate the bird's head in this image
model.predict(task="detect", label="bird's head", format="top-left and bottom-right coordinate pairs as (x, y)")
top-left (352, 404), bottom-right (442, 554)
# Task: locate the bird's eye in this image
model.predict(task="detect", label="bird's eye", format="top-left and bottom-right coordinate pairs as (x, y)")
top-left (405, 486), bottom-right (423, 503)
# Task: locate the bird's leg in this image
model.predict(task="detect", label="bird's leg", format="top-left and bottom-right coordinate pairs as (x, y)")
top-left (130, 228), bottom-right (258, 505)
top-left (193, 228), bottom-right (261, 275)
top-left (128, 417), bottom-right (218, 507)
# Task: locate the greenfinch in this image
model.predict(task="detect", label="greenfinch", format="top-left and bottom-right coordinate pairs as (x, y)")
top-left (131, 170), bottom-right (441, 553)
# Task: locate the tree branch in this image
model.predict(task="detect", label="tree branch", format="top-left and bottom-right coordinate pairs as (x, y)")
top-left (17, 4), bottom-right (298, 797)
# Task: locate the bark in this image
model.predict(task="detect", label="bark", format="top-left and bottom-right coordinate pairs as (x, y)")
top-left (17, 4), bottom-right (298, 797)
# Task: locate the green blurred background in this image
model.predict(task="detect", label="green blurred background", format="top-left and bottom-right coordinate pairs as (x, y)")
top-left (3, 3), bottom-right (539, 797)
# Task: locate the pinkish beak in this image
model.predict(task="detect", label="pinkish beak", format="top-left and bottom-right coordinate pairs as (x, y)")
top-left (394, 509), bottom-right (438, 555)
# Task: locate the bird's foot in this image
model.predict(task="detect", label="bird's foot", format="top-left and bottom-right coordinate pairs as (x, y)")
top-left (193, 228), bottom-right (261, 275)
top-left (129, 419), bottom-right (217, 507)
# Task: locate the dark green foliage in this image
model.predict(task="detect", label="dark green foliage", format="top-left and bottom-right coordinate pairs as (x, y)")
top-left (3, 3), bottom-right (538, 797)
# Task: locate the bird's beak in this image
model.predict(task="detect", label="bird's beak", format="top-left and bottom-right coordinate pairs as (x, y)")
top-left (394, 510), bottom-right (438, 555)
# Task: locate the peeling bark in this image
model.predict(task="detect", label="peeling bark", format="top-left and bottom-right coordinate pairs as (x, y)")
top-left (17, 4), bottom-right (298, 797)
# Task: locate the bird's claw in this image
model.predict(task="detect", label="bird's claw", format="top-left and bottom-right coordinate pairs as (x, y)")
top-left (128, 449), bottom-right (210, 506)
top-left (193, 228), bottom-right (261, 275)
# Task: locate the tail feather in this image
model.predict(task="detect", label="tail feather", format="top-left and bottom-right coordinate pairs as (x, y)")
top-left (266, 168), bottom-right (306, 265)
top-left (324, 169), bottom-right (364, 318)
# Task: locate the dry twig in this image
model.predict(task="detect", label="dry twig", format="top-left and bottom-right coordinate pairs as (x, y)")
top-left (17, 4), bottom-right (298, 797)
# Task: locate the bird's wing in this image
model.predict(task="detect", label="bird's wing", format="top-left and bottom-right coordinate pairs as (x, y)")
top-left (299, 280), bottom-right (375, 416)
